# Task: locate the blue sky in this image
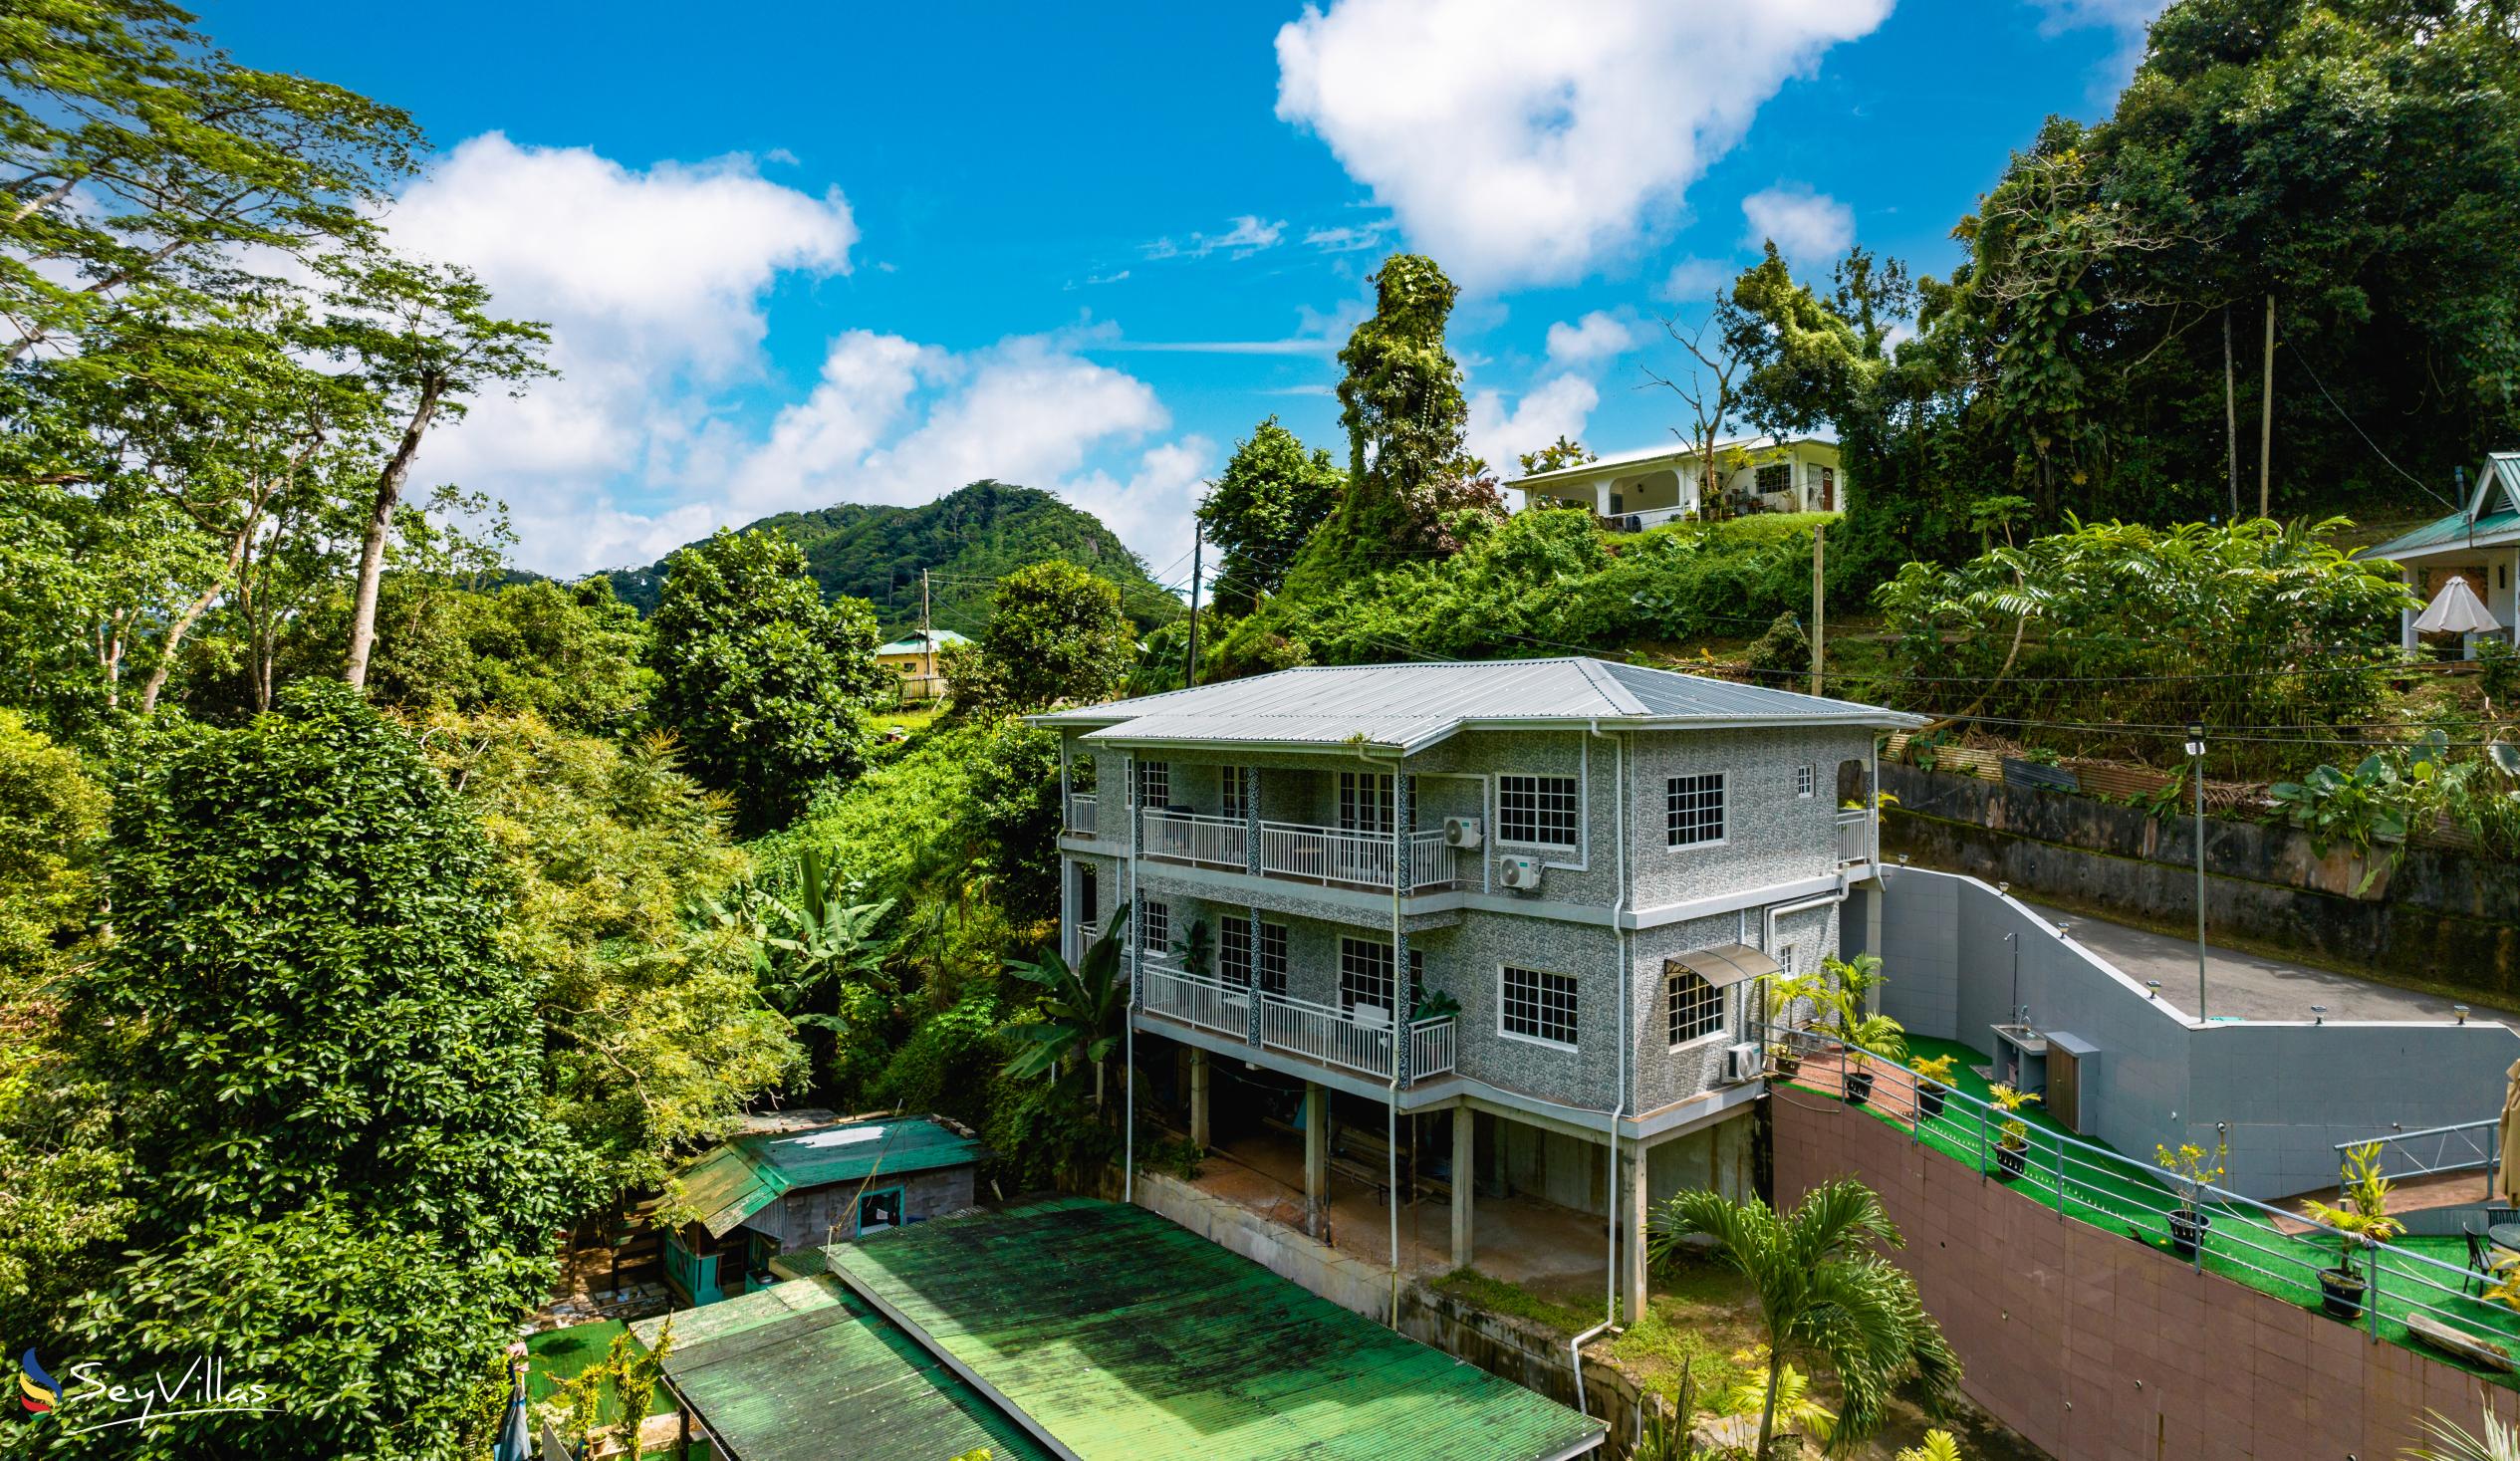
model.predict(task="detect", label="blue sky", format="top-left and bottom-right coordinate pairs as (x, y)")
top-left (208, 0), bottom-right (2158, 584)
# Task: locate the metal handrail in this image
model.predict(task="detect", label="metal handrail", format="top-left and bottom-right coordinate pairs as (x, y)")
top-left (2335, 1117), bottom-right (2501, 1189)
top-left (1786, 1021), bottom-right (2520, 1361)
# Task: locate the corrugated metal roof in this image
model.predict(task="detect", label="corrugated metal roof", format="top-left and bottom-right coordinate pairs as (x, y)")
top-left (630, 1276), bottom-right (1053, 1461)
top-left (1036, 656), bottom-right (1922, 752)
top-left (877, 628), bottom-right (971, 655)
top-left (678, 1116), bottom-right (984, 1238)
top-left (2372, 452), bottom-right (2520, 559)
top-left (825, 1197), bottom-right (1605, 1461)
top-left (1513, 433), bottom-right (1808, 486)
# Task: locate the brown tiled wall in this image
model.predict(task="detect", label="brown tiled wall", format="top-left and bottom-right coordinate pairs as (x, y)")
top-left (1772, 1092), bottom-right (2520, 1459)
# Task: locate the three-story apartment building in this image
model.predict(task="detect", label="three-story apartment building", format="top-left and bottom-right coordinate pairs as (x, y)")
top-left (1037, 657), bottom-right (1921, 1314)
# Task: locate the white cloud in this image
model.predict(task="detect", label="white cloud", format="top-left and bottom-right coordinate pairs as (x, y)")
top-left (1303, 219), bottom-right (1393, 253)
top-left (2029, 0), bottom-right (2164, 95)
top-left (1144, 214), bottom-right (1287, 260)
top-left (1656, 256), bottom-right (1735, 304)
top-left (1275, 0), bottom-right (1891, 287)
top-left (1544, 311), bottom-right (1636, 367)
top-left (1466, 372), bottom-right (1599, 478)
top-left (386, 134), bottom-right (1208, 580)
top-left (1740, 184), bottom-right (1854, 267)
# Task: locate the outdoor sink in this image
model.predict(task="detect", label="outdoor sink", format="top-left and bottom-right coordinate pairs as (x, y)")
top-left (1991, 1023), bottom-right (2048, 1056)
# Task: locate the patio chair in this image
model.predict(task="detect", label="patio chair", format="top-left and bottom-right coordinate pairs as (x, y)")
top-left (2466, 1224), bottom-right (2498, 1297)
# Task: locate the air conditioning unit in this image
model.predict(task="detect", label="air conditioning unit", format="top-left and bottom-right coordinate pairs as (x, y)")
top-left (1497, 855), bottom-right (1543, 891)
top-left (1443, 816), bottom-right (1483, 850)
top-left (1722, 1043), bottom-right (1765, 1085)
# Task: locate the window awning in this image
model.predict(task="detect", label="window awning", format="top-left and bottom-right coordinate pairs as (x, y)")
top-left (1664, 943), bottom-right (1783, 989)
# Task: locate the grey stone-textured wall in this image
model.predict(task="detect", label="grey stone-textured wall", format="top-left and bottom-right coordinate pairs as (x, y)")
top-left (1851, 866), bottom-right (2520, 1199)
top-left (1881, 762), bottom-right (2520, 999)
top-left (1625, 724), bottom-right (1872, 910)
top-left (1626, 900), bottom-right (1841, 1113)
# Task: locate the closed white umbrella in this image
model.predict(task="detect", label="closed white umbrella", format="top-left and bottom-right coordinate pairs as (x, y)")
top-left (2416, 576), bottom-right (2501, 635)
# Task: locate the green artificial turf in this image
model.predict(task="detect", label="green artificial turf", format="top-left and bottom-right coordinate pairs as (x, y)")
top-left (1793, 1034), bottom-right (2520, 1384)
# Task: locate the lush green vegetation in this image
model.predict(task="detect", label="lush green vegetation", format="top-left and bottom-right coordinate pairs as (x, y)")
top-left (605, 478), bottom-right (1184, 633)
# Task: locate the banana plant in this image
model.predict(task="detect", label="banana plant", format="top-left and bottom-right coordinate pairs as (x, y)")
top-left (1002, 905), bottom-right (1132, 1107)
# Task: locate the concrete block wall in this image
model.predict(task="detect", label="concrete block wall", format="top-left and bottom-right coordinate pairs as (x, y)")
top-left (1626, 724), bottom-right (1873, 910)
top-left (1850, 866), bottom-right (2520, 1200)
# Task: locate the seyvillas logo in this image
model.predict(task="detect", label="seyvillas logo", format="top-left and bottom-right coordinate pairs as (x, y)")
top-left (17, 1349), bottom-right (58, 1416)
top-left (11, 1349), bottom-right (277, 1436)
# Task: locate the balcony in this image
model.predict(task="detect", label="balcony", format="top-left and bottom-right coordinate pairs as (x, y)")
top-left (1145, 810), bottom-right (1245, 868)
top-left (1066, 793), bottom-right (1098, 837)
top-left (1599, 504), bottom-right (1691, 533)
top-left (1141, 963), bottom-right (1457, 1082)
top-left (1132, 812), bottom-right (1461, 893)
top-left (1836, 807), bottom-right (1876, 866)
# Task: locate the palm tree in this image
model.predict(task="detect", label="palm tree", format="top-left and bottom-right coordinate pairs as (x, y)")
top-left (2409, 1409), bottom-right (2520, 1461)
top-left (1648, 1178), bottom-right (1960, 1459)
top-left (1002, 906), bottom-right (1131, 1106)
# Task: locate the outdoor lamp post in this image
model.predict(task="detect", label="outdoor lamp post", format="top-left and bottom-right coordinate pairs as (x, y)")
top-left (2184, 722), bottom-right (2208, 1022)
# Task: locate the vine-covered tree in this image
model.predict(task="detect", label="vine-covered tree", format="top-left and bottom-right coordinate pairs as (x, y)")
top-left (648, 527), bottom-right (885, 834)
top-left (1197, 417), bottom-right (1345, 614)
top-left (1292, 254), bottom-right (1501, 587)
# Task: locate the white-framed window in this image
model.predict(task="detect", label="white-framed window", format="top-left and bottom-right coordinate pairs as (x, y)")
top-left (1340, 938), bottom-right (1395, 1021)
top-left (1795, 764), bottom-right (1815, 799)
top-left (1220, 766), bottom-right (1247, 822)
top-left (1498, 774), bottom-right (1579, 849)
top-left (1141, 898), bottom-right (1169, 953)
top-left (1258, 921), bottom-right (1289, 996)
top-left (1500, 965), bottom-right (1578, 1048)
top-left (1668, 969), bottom-right (1725, 1047)
top-left (1665, 773), bottom-right (1726, 847)
top-left (1135, 759), bottom-right (1170, 810)
top-left (1221, 918), bottom-right (1252, 988)
top-left (1338, 771), bottom-right (1393, 835)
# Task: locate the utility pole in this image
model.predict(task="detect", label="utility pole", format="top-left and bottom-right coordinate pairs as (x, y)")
top-left (1809, 519), bottom-right (1826, 697)
top-left (2258, 295), bottom-right (2275, 518)
top-left (1185, 531), bottom-right (1202, 688)
top-left (2185, 722), bottom-right (2208, 1022)
top-left (919, 569), bottom-right (933, 700)
top-left (2222, 303), bottom-right (2239, 520)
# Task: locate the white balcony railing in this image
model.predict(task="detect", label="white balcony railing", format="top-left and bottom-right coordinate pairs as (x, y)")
top-left (1141, 962), bottom-right (1248, 1039)
top-left (1409, 1016), bottom-right (1457, 1079)
top-left (1066, 793), bottom-right (1097, 836)
top-left (1603, 504), bottom-right (1691, 533)
top-left (1142, 810), bottom-right (1248, 868)
top-left (1260, 989), bottom-right (1393, 1079)
top-left (1835, 808), bottom-right (1875, 866)
top-left (1256, 824), bottom-right (1457, 892)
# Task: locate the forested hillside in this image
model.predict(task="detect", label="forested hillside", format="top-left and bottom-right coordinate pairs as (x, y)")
top-left (604, 479), bottom-right (1183, 633)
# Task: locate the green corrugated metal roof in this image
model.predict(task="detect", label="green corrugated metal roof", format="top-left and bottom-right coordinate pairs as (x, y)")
top-left (827, 1198), bottom-right (1605, 1461)
top-left (678, 1116), bottom-right (984, 1238)
top-left (2373, 506), bottom-right (2520, 559)
top-left (630, 1276), bottom-right (1053, 1461)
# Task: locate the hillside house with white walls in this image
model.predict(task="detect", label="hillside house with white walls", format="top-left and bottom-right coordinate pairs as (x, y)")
top-left (1515, 436), bottom-right (1845, 530)
top-left (1035, 657), bottom-right (1922, 1315)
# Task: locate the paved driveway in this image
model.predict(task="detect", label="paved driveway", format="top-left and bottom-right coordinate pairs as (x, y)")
top-left (2023, 902), bottom-right (2512, 1026)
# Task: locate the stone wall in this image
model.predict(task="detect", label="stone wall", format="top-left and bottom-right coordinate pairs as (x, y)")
top-left (1773, 1090), bottom-right (2520, 1460)
top-left (1880, 763), bottom-right (2520, 999)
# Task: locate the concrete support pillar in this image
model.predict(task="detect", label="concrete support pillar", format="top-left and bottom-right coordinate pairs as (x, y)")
top-left (1304, 1083), bottom-right (1331, 1240)
top-left (2401, 569), bottom-right (2418, 654)
top-left (1450, 1106), bottom-right (1475, 1270)
top-left (1618, 1145), bottom-right (1649, 1323)
top-left (1188, 1048), bottom-right (1211, 1150)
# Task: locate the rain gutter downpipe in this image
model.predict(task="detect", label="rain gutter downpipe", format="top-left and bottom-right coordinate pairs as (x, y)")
top-left (1589, 720), bottom-right (1629, 1339)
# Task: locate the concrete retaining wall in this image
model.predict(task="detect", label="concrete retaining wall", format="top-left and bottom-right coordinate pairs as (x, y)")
top-left (1849, 867), bottom-right (2520, 1200)
top-left (1880, 763), bottom-right (2520, 998)
top-left (1773, 1090), bottom-right (2520, 1460)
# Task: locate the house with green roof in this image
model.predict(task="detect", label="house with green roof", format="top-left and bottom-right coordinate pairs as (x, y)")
top-left (2373, 450), bottom-right (2520, 654)
top-left (658, 1114), bottom-right (984, 1308)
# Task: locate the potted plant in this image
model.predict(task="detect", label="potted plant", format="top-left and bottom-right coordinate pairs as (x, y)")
top-left (1837, 1011), bottom-right (1906, 1107)
top-left (1761, 972), bottom-right (1823, 1077)
top-left (1989, 1085), bottom-right (2039, 1180)
top-left (2152, 1134), bottom-right (2227, 1259)
top-left (1908, 1054), bottom-right (1956, 1121)
top-left (2300, 1141), bottom-right (2405, 1320)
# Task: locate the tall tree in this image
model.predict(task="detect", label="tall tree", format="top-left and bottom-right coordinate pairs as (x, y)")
top-left (1293, 253), bottom-right (1497, 587)
top-left (1196, 417), bottom-right (1346, 614)
top-left (648, 527), bottom-right (884, 834)
top-left (949, 558), bottom-right (1134, 715)
top-left (316, 252), bottom-right (553, 689)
